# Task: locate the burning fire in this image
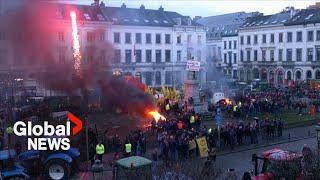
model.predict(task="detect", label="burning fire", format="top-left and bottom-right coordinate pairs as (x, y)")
top-left (70, 11), bottom-right (82, 76)
top-left (225, 98), bottom-right (232, 105)
top-left (148, 110), bottom-right (166, 122)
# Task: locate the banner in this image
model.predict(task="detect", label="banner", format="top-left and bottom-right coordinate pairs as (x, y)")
top-left (189, 140), bottom-right (196, 150)
top-left (196, 137), bottom-right (209, 158)
top-left (186, 61), bottom-right (200, 71)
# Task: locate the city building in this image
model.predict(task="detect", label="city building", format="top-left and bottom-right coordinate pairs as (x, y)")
top-left (197, 12), bottom-right (259, 80)
top-left (238, 7), bottom-right (320, 85)
top-left (0, 0), bottom-right (206, 96)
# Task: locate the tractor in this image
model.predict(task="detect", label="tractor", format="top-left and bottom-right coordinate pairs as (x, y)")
top-left (18, 147), bottom-right (80, 180)
top-left (0, 149), bottom-right (29, 180)
top-left (251, 148), bottom-right (303, 180)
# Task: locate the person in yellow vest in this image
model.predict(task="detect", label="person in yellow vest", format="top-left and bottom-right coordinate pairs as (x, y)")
top-left (189, 115), bottom-right (195, 127)
top-left (124, 141), bottom-right (132, 157)
top-left (95, 141), bottom-right (105, 161)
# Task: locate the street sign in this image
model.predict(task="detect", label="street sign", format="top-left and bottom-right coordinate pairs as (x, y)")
top-left (186, 61), bottom-right (200, 71)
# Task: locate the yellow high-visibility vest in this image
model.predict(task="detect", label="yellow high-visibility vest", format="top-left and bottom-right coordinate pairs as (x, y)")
top-left (6, 127), bottom-right (13, 134)
top-left (165, 104), bottom-right (170, 111)
top-left (190, 116), bottom-right (195, 124)
top-left (233, 105), bottom-right (238, 112)
top-left (125, 143), bottom-right (132, 153)
top-left (95, 144), bottom-right (105, 155)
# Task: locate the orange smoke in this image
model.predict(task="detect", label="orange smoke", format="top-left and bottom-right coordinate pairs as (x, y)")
top-left (148, 110), bottom-right (166, 122)
top-left (70, 11), bottom-right (82, 76)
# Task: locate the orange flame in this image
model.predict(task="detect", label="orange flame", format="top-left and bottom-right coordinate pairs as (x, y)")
top-left (70, 11), bottom-right (82, 76)
top-left (148, 110), bottom-right (166, 122)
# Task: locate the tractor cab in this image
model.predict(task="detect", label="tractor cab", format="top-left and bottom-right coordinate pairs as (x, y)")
top-left (115, 156), bottom-right (152, 180)
top-left (251, 148), bottom-right (303, 180)
top-left (0, 149), bottom-right (29, 179)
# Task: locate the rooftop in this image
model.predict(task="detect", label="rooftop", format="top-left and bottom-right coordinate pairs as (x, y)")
top-left (285, 8), bottom-right (320, 26)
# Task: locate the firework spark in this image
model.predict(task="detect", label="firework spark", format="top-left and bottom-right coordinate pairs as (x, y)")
top-left (70, 11), bottom-right (81, 76)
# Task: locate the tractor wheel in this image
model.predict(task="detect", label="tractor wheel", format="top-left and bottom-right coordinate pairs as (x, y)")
top-left (45, 159), bottom-right (70, 180)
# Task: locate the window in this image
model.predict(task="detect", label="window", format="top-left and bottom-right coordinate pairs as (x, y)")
top-left (308, 31), bottom-right (314, 41)
top-left (240, 50), bottom-right (243, 62)
top-left (287, 32), bottom-right (292, 42)
top-left (279, 33), bottom-right (283, 43)
top-left (254, 35), bottom-right (258, 44)
top-left (296, 48), bottom-right (302, 61)
top-left (125, 33), bottom-right (131, 44)
top-left (240, 36), bottom-right (244, 45)
top-left (224, 54), bottom-right (227, 63)
top-left (233, 53), bottom-right (237, 64)
top-left (317, 30), bottom-right (320, 41)
top-left (135, 50), bottom-right (142, 63)
top-left (270, 50), bottom-right (274, 61)
top-left (246, 50), bottom-right (251, 61)
top-left (165, 34), bottom-right (171, 44)
top-left (165, 71), bottom-right (172, 85)
top-left (233, 70), bottom-right (238, 79)
top-left (177, 35), bottom-right (181, 44)
top-left (87, 32), bottom-right (95, 42)
top-left (296, 31), bottom-right (302, 42)
top-left (270, 34), bottom-right (274, 43)
top-left (145, 72), bottom-right (152, 86)
top-left (0, 49), bottom-right (7, 64)
top-left (317, 47), bottom-right (320, 61)
top-left (197, 50), bottom-right (201, 61)
top-left (187, 35), bottom-right (192, 42)
top-left (155, 71), bottom-right (161, 85)
top-left (233, 40), bottom-right (237, 49)
top-left (58, 47), bottom-right (65, 64)
top-left (286, 49), bottom-right (292, 61)
top-left (146, 50), bottom-right (152, 62)
top-left (254, 50), bottom-right (258, 61)
top-left (99, 32), bottom-right (105, 41)
top-left (224, 41), bottom-right (227, 49)
top-left (177, 50), bottom-right (181, 62)
top-left (99, 50), bottom-right (106, 64)
top-left (114, 32), bottom-right (120, 43)
top-left (146, 33), bottom-right (151, 44)
top-left (307, 48), bottom-right (313, 61)
top-left (135, 33), bottom-right (141, 44)
top-left (187, 48), bottom-right (192, 60)
top-left (58, 32), bottom-right (64, 41)
top-left (156, 34), bottom-right (161, 44)
top-left (125, 50), bottom-right (131, 63)
top-left (229, 41), bottom-right (232, 49)
top-left (246, 36), bottom-right (251, 45)
top-left (262, 34), bottom-right (266, 43)
top-left (262, 50), bottom-right (266, 61)
top-left (165, 50), bottom-right (171, 62)
top-left (278, 49), bottom-right (283, 61)
top-left (114, 49), bottom-right (121, 63)
top-left (228, 53), bottom-right (232, 64)
top-left (197, 35), bottom-right (201, 44)
top-left (156, 50), bottom-right (161, 63)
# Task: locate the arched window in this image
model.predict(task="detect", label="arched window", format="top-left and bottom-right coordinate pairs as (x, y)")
top-left (306, 71), bottom-right (312, 79)
top-left (277, 71), bottom-right (283, 84)
top-left (261, 69), bottom-right (267, 82)
top-left (296, 71), bottom-right (301, 80)
top-left (246, 70), bottom-right (251, 81)
top-left (287, 71), bottom-right (292, 80)
top-left (240, 70), bottom-right (245, 81)
top-left (269, 71), bottom-right (274, 83)
top-left (253, 68), bottom-right (259, 79)
top-left (316, 70), bottom-right (320, 80)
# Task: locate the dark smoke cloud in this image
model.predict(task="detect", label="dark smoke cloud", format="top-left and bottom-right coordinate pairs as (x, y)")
top-left (1, 0), bottom-right (156, 116)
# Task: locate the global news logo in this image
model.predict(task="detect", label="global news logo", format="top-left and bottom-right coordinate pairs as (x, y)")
top-left (12, 112), bottom-right (83, 151)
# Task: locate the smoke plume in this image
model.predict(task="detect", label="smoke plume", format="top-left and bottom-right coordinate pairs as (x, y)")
top-left (0, 0), bottom-right (156, 116)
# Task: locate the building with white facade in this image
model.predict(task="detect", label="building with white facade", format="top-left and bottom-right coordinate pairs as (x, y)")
top-left (237, 7), bottom-right (320, 86)
top-left (0, 0), bottom-right (206, 96)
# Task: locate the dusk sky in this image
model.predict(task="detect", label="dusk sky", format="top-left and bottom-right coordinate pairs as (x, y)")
top-left (60, 0), bottom-right (320, 17)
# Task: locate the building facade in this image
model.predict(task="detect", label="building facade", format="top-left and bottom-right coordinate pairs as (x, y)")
top-left (238, 7), bottom-right (320, 85)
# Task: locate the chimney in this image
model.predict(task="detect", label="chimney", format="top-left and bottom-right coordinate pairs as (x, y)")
top-left (100, 1), bottom-right (105, 8)
top-left (158, 6), bottom-right (164, 11)
top-left (121, 3), bottom-right (126, 8)
top-left (140, 4), bottom-right (145, 10)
